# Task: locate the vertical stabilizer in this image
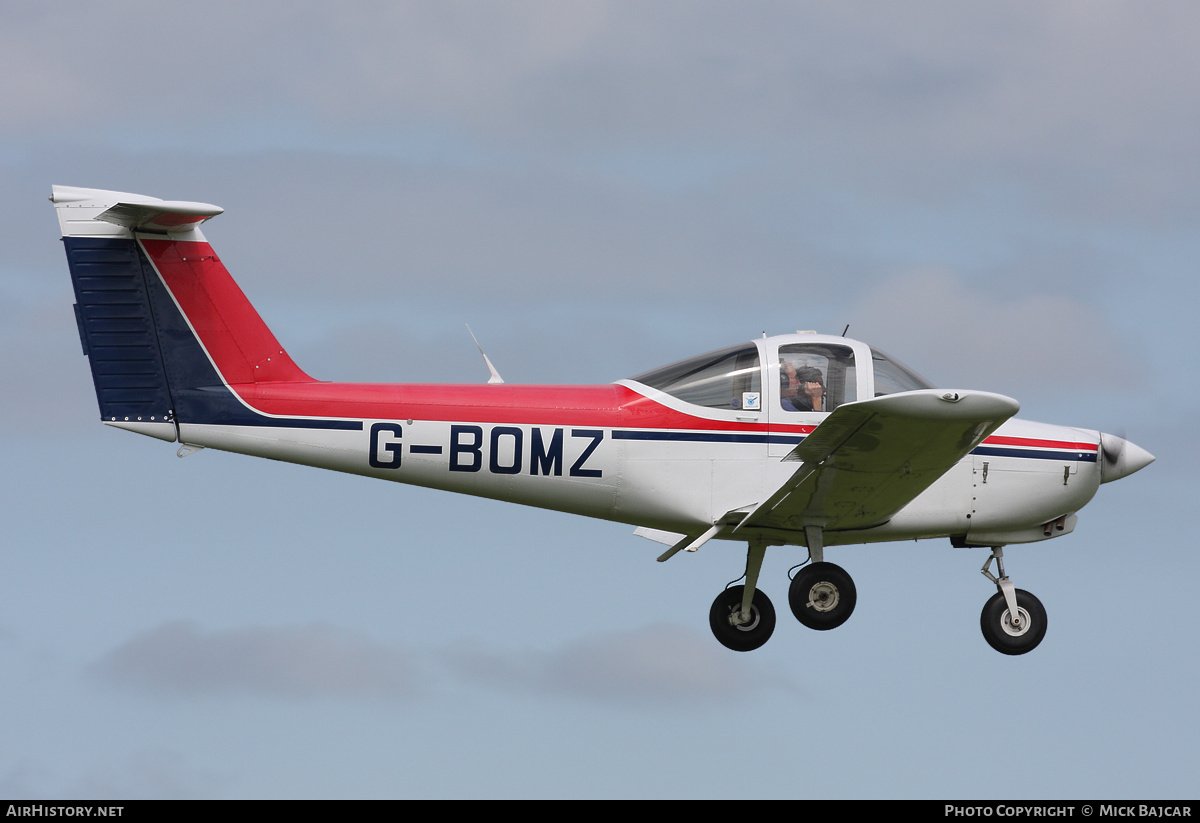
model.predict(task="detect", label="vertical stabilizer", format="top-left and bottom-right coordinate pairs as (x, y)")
top-left (52, 186), bottom-right (312, 439)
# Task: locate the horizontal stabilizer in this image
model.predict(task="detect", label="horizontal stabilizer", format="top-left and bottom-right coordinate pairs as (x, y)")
top-left (96, 200), bottom-right (223, 234)
top-left (51, 186), bottom-right (222, 237)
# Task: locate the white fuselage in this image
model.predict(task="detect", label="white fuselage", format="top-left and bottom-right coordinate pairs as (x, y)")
top-left (169, 388), bottom-right (1102, 550)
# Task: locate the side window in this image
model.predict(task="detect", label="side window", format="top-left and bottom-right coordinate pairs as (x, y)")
top-left (778, 344), bottom-right (857, 412)
top-left (631, 344), bottom-right (762, 410)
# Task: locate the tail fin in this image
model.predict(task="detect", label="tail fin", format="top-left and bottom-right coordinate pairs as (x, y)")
top-left (52, 186), bottom-right (312, 440)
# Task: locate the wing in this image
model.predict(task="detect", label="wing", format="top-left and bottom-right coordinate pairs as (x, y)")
top-left (734, 389), bottom-right (1019, 535)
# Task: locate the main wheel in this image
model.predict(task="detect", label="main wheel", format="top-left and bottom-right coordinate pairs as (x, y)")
top-left (789, 562), bottom-right (857, 630)
top-left (980, 589), bottom-right (1047, 655)
top-left (709, 585), bottom-right (776, 652)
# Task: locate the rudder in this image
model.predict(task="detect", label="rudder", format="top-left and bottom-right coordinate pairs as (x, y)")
top-left (63, 235), bottom-right (177, 439)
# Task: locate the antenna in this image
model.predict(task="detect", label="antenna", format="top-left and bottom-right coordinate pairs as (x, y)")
top-left (842, 324), bottom-right (850, 337)
top-left (465, 325), bottom-right (504, 384)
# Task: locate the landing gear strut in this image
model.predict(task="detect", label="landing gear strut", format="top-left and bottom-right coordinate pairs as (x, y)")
top-left (979, 547), bottom-right (1047, 655)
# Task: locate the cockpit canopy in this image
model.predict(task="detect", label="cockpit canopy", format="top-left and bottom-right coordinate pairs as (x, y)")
top-left (629, 335), bottom-right (934, 413)
top-left (630, 343), bottom-right (761, 410)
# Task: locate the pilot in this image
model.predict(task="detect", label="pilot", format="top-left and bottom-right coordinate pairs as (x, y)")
top-left (780, 362), bottom-right (825, 412)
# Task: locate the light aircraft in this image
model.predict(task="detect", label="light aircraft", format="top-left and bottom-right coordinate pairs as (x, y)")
top-left (51, 185), bottom-right (1154, 656)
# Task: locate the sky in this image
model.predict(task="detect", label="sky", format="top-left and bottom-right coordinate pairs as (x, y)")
top-left (1, 1), bottom-right (1197, 799)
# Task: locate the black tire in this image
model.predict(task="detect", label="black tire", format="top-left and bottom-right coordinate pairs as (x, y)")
top-left (980, 589), bottom-right (1047, 655)
top-left (788, 562), bottom-right (857, 630)
top-left (709, 585), bottom-right (776, 652)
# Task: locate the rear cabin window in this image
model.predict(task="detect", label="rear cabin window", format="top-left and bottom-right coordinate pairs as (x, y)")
top-left (631, 344), bottom-right (762, 410)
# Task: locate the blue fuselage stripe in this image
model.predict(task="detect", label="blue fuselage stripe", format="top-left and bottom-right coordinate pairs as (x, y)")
top-left (970, 446), bottom-right (1097, 463)
top-left (612, 430), bottom-right (773, 444)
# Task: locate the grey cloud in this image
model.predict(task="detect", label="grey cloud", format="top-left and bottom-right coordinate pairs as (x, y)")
top-left (0, 750), bottom-right (228, 800)
top-left (0, 1), bottom-right (612, 134)
top-left (442, 623), bottom-right (799, 703)
top-left (72, 748), bottom-right (229, 800)
top-left (11, 4), bottom-right (1200, 171)
top-left (541, 623), bottom-right (750, 701)
top-left (15, 3), bottom-right (1200, 311)
top-left (88, 620), bottom-right (415, 700)
top-left (89, 620), bottom-right (796, 705)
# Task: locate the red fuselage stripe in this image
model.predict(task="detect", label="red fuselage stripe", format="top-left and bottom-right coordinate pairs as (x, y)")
top-left (232, 380), bottom-right (818, 432)
top-left (981, 435), bottom-right (1098, 452)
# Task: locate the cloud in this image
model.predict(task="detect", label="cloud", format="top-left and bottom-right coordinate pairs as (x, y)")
top-left (89, 619), bottom-right (798, 705)
top-left (442, 623), bottom-right (799, 703)
top-left (10, 2), bottom-right (1200, 198)
top-left (0, 2), bottom-right (611, 136)
top-left (847, 267), bottom-right (1138, 402)
top-left (87, 621), bottom-right (414, 700)
top-left (0, 749), bottom-right (229, 800)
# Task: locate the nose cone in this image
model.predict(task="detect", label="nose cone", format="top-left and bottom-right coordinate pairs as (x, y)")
top-left (1099, 433), bottom-right (1156, 483)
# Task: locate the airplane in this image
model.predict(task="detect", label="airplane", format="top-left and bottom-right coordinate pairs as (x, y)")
top-left (50, 185), bottom-right (1155, 656)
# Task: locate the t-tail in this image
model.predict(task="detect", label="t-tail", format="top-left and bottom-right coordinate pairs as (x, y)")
top-left (52, 185), bottom-right (314, 443)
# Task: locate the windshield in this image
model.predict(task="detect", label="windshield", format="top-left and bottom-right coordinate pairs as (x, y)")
top-left (871, 348), bottom-right (934, 396)
top-left (630, 343), bottom-right (762, 410)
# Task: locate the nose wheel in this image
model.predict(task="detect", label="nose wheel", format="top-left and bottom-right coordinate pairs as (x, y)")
top-left (980, 588), bottom-right (1046, 655)
top-left (979, 547), bottom-right (1047, 655)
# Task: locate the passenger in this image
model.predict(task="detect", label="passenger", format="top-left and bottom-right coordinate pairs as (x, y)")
top-left (780, 362), bottom-right (825, 412)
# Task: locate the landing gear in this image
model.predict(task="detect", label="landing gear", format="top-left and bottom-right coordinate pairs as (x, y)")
top-left (699, 538), bottom-right (1048, 654)
top-left (979, 547), bottom-right (1046, 655)
top-left (788, 562), bottom-right (856, 630)
top-left (709, 539), bottom-right (776, 651)
top-left (980, 589), bottom-right (1046, 655)
top-left (709, 585), bottom-right (776, 652)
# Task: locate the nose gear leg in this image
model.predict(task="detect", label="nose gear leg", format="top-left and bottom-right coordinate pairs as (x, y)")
top-left (981, 547), bottom-right (1021, 629)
